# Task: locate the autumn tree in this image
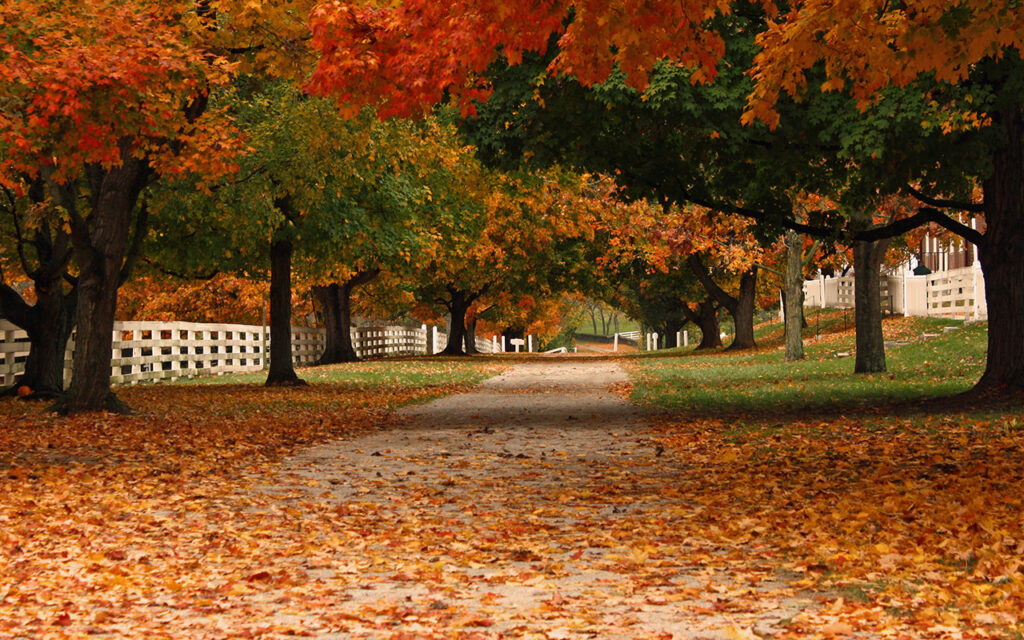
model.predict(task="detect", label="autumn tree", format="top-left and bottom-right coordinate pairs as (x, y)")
top-left (0, 0), bottom-right (240, 412)
top-left (745, 1), bottom-right (1024, 392)
top-left (307, 0), bottom-right (1021, 391)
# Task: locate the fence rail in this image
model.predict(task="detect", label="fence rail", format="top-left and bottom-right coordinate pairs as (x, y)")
top-left (1, 320), bottom-right (495, 388)
top-left (803, 265), bottom-right (987, 321)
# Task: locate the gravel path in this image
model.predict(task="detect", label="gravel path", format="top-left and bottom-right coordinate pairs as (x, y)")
top-left (263, 360), bottom-right (819, 639)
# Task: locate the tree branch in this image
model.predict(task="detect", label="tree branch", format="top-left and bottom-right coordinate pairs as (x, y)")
top-left (140, 257), bottom-right (220, 281)
top-left (903, 184), bottom-right (985, 213)
top-left (686, 253), bottom-right (738, 313)
top-left (0, 283), bottom-right (34, 329)
top-left (853, 207), bottom-right (984, 245)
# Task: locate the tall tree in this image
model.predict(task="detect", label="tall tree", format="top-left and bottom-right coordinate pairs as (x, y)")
top-left (746, 1), bottom-right (1024, 392)
top-left (0, 0), bottom-right (238, 412)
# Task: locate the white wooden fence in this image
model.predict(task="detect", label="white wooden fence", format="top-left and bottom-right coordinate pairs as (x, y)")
top-left (803, 264), bottom-right (987, 320)
top-left (0, 320), bottom-right (494, 388)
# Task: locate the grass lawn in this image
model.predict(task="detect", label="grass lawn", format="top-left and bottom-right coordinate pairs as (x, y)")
top-left (175, 356), bottom-right (503, 390)
top-left (631, 314), bottom-right (986, 413)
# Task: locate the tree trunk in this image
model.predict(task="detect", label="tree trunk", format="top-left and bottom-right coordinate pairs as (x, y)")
top-left (313, 284), bottom-right (344, 363)
top-left (975, 105), bottom-right (1024, 393)
top-left (681, 297), bottom-right (722, 349)
top-left (663, 317), bottom-right (684, 348)
top-left (852, 235), bottom-right (891, 374)
top-left (440, 289), bottom-right (471, 356)
top-left (784, 230), bottom-right (806, 361)
top-left (21, 286), bottom-right (75, 398)
top-left (265, 233), bottom-right (305, 386)
top-left (316, 270), bottom-right (379, 365)
top-left (464, 316), bottom-right (480, 354)
top-left (0, 281), bottom-right (75, 398)
top-left (56, 160), bottom-right (148, 414)
top-left (729, 267), bottom-right (758, 351)
top-left (687, 254), bottom-right (757, 351)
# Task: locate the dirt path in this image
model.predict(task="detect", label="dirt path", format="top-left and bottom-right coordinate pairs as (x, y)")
top-left (262, 360), bottom-right (819, 638)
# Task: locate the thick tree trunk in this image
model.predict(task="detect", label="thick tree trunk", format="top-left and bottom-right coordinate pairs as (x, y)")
top-left (0, 283), bottom-right (75, 398)
top-left (975, 105), bottom-right (1024, 393)
top-left (21, 286), bottom-right (75, 398)
top-left (56, 160), bottom-right (148, 414)
top-left (316, 270), bottom-right (379, 365)
top-left (440, 290), bottom-right (471, 356)
top-left (681, 297), bottom-right (722, 349)
top-left (852, 235), bottom-right (891, 374)
top-left (464, 316), bottom-right (480, 354)
top-left (265, 234), bottom-right (305, 386)
top-left (784, 230), bottom-right (806, 362)
top-left (687, 254), bottom-right (757, 351)
top-left (728, 267), bottom-right (758, 351)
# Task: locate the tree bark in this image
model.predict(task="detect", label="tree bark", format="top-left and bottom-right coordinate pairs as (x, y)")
top-left (784, 230), bottom-right (806, 361)
top-left (440, 289), bottom-right (472, 356)
top-left (55, 158), bottom-right (148, 414)
top-left (686, 254), bottom-right (757, 351)
top-left (265, 232), bottom-right (305, 386)
top-left (0, 281), bottom-right (75, 400)
top-left (315, 270), bottom-right (379, 365)
top-left (852, 233), bottom-right (892, 374)
top-left (663, 317), bottom-right (684, 348)
top-left (975, 105), bottom-right (1024, 393)
top-left (464, 315), bottom-right (480, 354)
top-left (730, 267), bottom-right (758, 351)
top-left (15, 286), bottom-right (75, 398)
top-left (681, 297), bottom-right (722, 349)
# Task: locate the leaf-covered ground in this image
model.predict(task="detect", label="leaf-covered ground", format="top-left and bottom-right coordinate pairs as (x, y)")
top-left (0, 360), bottom-right (504, 638)
top-left (630, 318), bottom-right (1024, 638)
top-left (2, 322), bottom-right (1022, 639)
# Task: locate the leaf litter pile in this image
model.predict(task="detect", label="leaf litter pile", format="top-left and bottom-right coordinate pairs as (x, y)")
top-left (0, 352), bottom-right (1022, 639)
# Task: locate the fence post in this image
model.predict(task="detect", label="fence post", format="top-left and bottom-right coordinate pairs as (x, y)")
top-left (684, 330), bottom-right (689, 347)
top-left (492, 335), bottom-right (498, 352)
top-left (613, 333), bottom-right (618, 352)
top-left (676, 331), bottom-right (682, 348)
top-left (527, 335), bottom-right (533, 352)
top-left (500, 335), bottom-right (506, 352)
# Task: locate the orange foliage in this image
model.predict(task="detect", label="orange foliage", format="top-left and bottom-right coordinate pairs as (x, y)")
top-left (307, 0), bottom-right (740, 117)
top-left (117, 274), bottom-right (304, 326)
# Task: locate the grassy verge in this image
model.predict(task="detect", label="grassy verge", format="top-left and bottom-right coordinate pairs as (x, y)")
top-left (173, 357), bottom-right (502, 389)
top-left (631, 315), bottom-right (985, 413)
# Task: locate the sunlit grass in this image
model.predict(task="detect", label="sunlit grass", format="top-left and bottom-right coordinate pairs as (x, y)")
top-left (629, 316), bottom-right (986, 413)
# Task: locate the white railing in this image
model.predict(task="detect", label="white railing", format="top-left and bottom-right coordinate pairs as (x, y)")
top-left (803, 264), bottom-right (986, 320)
top-left (0, 320), bottom-right (490, 388)
top-left (353, 326), bottom-right (427, 358)
top-left (924, 268), bottom-right (983, 319)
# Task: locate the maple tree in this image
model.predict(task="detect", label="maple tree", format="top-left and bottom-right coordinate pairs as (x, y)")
top-left (296, 114), bottom-right (457, 364)
top-left (308, 0), bottom-right (1024, 394)
top-left (745, 1), bottom-right (1024, 391)
top-left (0, 0), bottom-right (240, 412)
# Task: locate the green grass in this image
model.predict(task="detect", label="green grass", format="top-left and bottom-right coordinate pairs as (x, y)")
top-left (173, 357), bottom-right (504, 389)
top-left (630, 316), bottom-right (987, 414)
